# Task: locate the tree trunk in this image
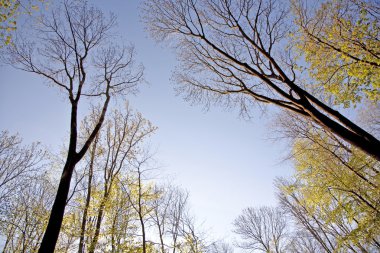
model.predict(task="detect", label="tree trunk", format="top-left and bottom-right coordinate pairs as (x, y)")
top-left (78, 137), bottom-right (97, 253)
top-left (302, 100), bottom-right (380, 161)
top-left (140, 213), bottom-right (147, 253)
top-left (38, 157), bottom-right (77, 253)
top-left (158, 221), bottom-right (165, 253)
top-left (88, 192), bottom-right (108, 253)
top-left (78, 170), bottom-right (93, 253)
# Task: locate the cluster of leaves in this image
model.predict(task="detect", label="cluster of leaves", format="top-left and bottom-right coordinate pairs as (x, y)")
top-left (280, 124), bottom-right (380, 251)
top-left (0, 0), bottom-right (19, 46)
top-left (0, 0), bottom-right (45, 47)
top-left (293, 0), bottom-right (380, 106)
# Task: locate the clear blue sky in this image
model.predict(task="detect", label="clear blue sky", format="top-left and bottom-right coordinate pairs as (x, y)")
top-left (0, 0), bottom-right (293, 244)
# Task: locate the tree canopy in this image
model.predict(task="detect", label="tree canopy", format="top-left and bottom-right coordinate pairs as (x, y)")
top-left (292, 0), bottom-right (380, 106)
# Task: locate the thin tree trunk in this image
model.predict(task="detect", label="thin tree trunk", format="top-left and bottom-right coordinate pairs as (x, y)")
top-left (2, 224), bottom-right (16, 253)
top-left (137, 170), bottom-right (147, 253)
top-left (139, 213), bottom-right (147, 253)
top-left (111, 214), bottom-right (117, 253)
top-left (88, 192), bottom-right (108, 253)
top-left (78, 136), bottom-right (98, 253)
top-left (158, 221), bottom-right (165, 253)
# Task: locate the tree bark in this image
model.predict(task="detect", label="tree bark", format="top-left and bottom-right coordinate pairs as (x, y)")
top-left (88, 192), bottom-right (108, 253)
top-left (38, 157), bottom-right (77, 253)
top-left (139, 212), bottom-right (147, 253)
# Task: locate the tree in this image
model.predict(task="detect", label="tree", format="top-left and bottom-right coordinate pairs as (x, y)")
top-left (272, 105), bottom-right (380, 250)
top-left (292, 0), bottom-right (380, 106)
top-left (270, 106), bottom-right (380, 252)
top-left (0, 131), bottom-right (45, 207)
top-left (142, 0), bottom-right (380, 161)
top-left (176, 212), bottom-right (208, 253)
top-left (2, 1), bottom-right (143, 251)
top-left (86, 106), bottom-right (156, 253)
top-left (277, 177), bottom-right (380, 252)
top-left (122, 154), bottom-right (161, 253)
top-left (150, 185), bottom-right (190, 253)
top-left (207, 241), bottom-right (234, 253)
top-left (233, 207), bottom-right (289, 253)
top-left (1, 173), bottom-right (55, 253)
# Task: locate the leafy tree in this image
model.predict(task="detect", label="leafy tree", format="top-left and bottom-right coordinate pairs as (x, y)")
top-left (273, 111), bottom-right (380, 252)
top-left (86, 106), bottom-right (156, 253)
top-left (143, 0), bottom-right (380, 161)
top-left (278, 177), bottom-right (380, 252)
top-left (292, 0), bottom-right (380, 106)
top-left (2, 1), bottom-right (143, 251)
top-left (1, 173), bottom-right (55, 253)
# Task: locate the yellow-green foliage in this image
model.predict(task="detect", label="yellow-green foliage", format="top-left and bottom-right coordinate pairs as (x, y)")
top-left (0, 0), bottom-right (46, 47)
top-left (285, 127), bottom-right (380, 250)
top-left (293, 0), bottom-right (380, 107)
top-left (0, 0), bottom-right (19, 46)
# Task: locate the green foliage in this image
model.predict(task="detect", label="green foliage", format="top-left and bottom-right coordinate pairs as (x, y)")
top-left (0, 0), bottom-right (47, 47)
top-left (281, 123), bottom-right (380, 251)
top-left (293, 0), bottom-right (380, 106)
top-left (0, 0), bottom-right (19, 46)
top-left (0, 174), bottom-right (55, 253)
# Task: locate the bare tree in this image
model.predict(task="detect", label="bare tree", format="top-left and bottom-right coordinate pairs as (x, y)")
top-left (143, 0), bottom-right (380, 161)
top-left (177, 212), bottom-right (208, 253)
top-left (233, 206), bottom-right (289, 253)
top-left (0, 131), bottom-right (45, 207)
top-left (2, 1), bottom-right (143, 251)
top-left (151, 185), bottom-right (190, 253)
top-left (207, 241), bottom-right (234, 253)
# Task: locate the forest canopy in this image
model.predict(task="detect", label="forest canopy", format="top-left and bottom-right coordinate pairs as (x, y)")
top-left (0, 0), bottom-right (379, 252)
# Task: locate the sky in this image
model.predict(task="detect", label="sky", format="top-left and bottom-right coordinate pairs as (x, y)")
top-left (0, 0), bottom-right (294, 246)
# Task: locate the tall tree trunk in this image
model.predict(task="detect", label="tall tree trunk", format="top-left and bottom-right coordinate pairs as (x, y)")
top-left (88, 192), bottom-right (108, 253)
top-left (78, 137), bottom-right (98, 253)
top-left (301, 99), bottom-right (380, 161)
top-left (39, 95), bottom-right (110, 253)
top-left (139, 213), bottom-right (147, 253)
top-left (38, 157), bottom-right (77, 253)
top-left (78, 172), bottom-right (93, 253)
top-left (157, 221), bottom-right (165, 253)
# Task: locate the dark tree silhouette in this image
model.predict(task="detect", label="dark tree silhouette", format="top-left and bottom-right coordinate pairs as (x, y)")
top-left (3, 1), bottom-right (143, 252)
top-left (143, 0), bottom-right (380, 161)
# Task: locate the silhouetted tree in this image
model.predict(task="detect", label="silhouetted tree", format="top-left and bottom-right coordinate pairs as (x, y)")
top-left (2, 1), bottom-right (143, 251)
